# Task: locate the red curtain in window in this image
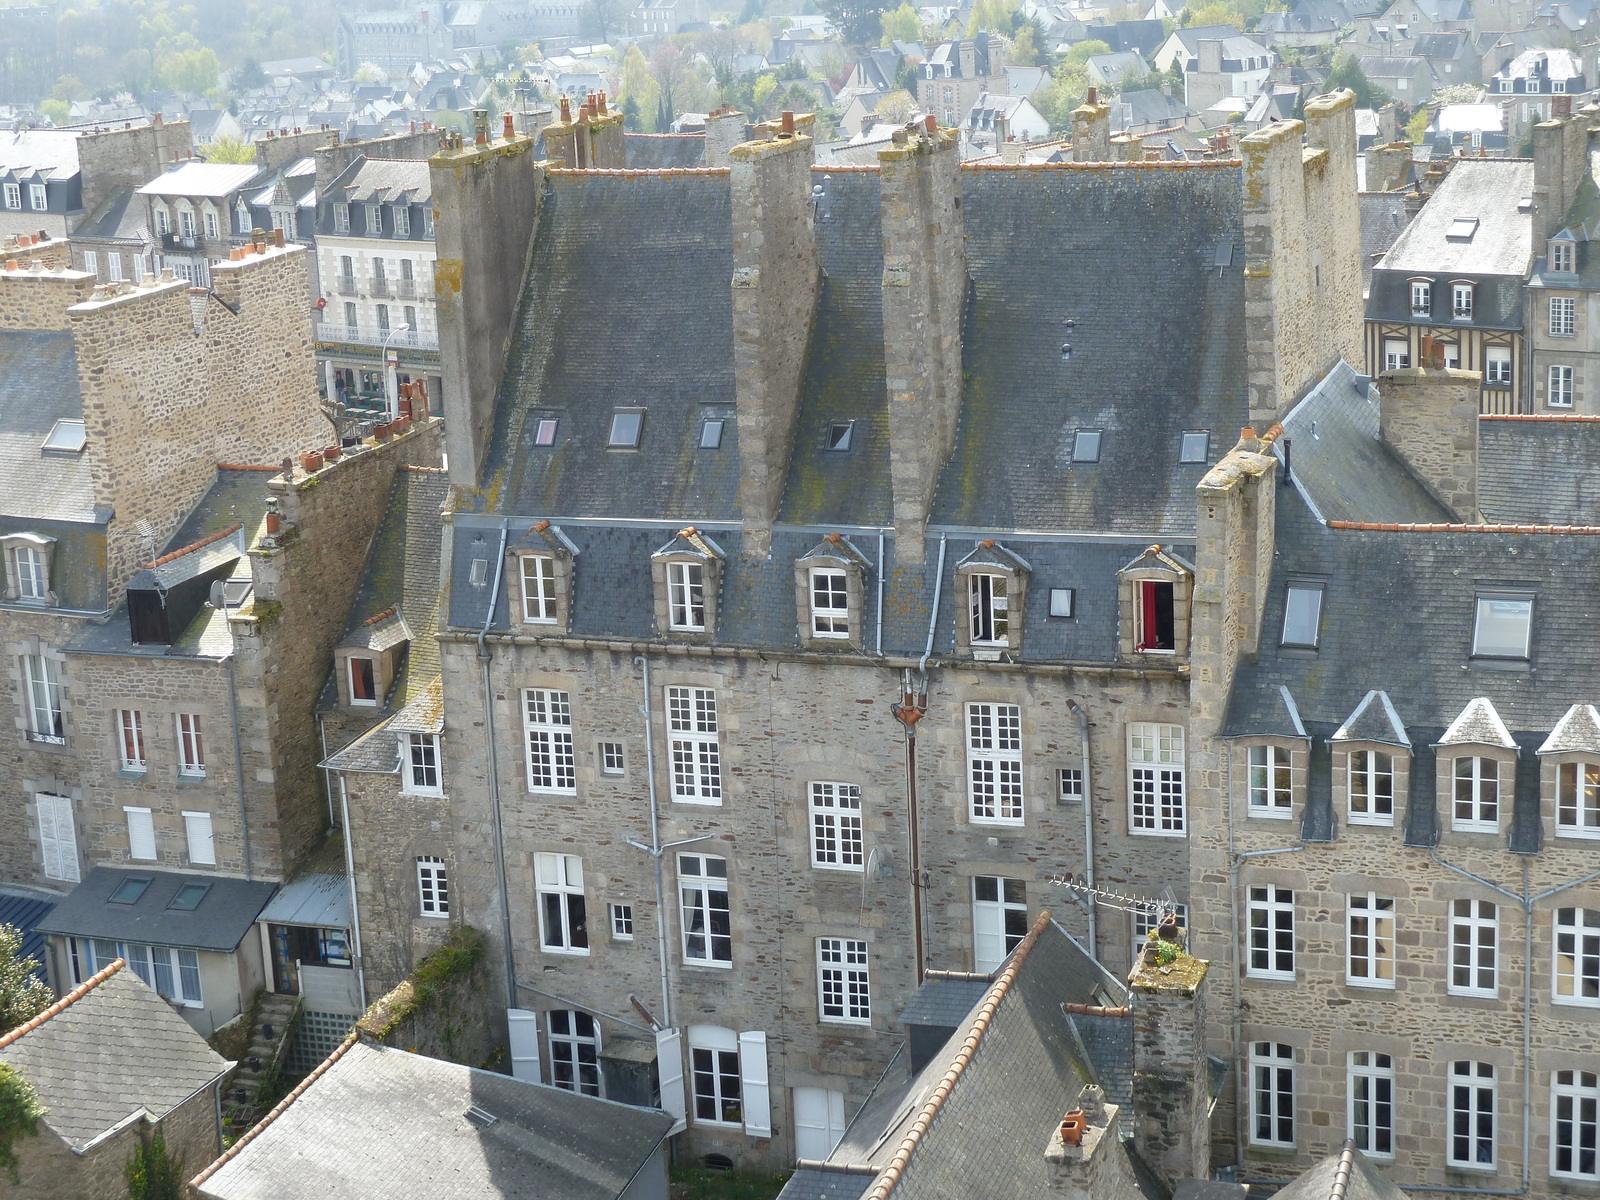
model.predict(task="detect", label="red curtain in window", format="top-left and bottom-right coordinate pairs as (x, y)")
top-left (1138, 581), bottom-right (1158, 652)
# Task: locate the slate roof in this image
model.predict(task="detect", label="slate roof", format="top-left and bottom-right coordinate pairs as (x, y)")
top-left (1271, 1144), bottom-right (1409, 1200)
top-left (327, 155), bottom-right (432, 206)
top-left (1115, 88), bottom-right (1197, 128)
top-left (0, 964), bottom-right (228, 1152)
top-left (1373, 158), bottom-right (1533, 278)
top-left (138, 161), bottom-right (262, 199)
top-left (1439, 695), bottom-right (1516, 747)
top-left (34, 868), bottom-right (276, 952)
top-left (0, 892), bottom-right (55, 981)
top-left (1478, 417), bottom-right (1600, 524)
top-left (0, 130), bottom-right (80, 181)
top-left (74, 185), bottom-right (147, 242)
top-left (1539, 703), bottom-right (1600, 754)
top-left (1277, 360), bottom-right (1453, 525)
top-left (194, 1040), bottom-right (675, 1200)
top-left (1333, 690), bottom-right (1411, 745)
top-left (897, 976), bottom-right (992, 1026)
top-left (1358, 192), bottom-right (1411, 291)
top-left (624, 132), bottom-right (706, 168)
top-left (0, 330), bottom-right (95, 524)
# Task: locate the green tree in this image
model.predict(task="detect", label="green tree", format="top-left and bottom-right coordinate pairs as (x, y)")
top-left (156, 46), bottom-right (221, 94)
top-left (751, 71), bottom-right (779, 119)
top-left (205, 136), bottom-right (256, 164)
top-left (1182, 3), bottom-right (1243, 27)
top-left (0, 927), bottom-right (48, 1037)
top-left (38, 99), bottom-right (70, 126)
top-left (1405, 105), bottom-right (1430, 142)
top-left (126, 1131), bottom-right (184, 1200)
top-left (819, 0), bottom-right (891, 47)
top-left (880, 2), bottom-right (920, 45)
top-left (618, 44), bottom-right (660, 130)
top-left (1035, 39), bottom-right (1110, 128)
top-left (50, 74), bottom-right (86, 102)
top-left (234, 57), bottom-right (267, 90)
top-left (966, 0), bottom-right (1017, 35)
top-left (875, 87), bottom-right (916, 123)
top-left (1010, 23), bottom-right (1042, 67)
top-left (1326, 52), bottom-right (1389, 108)
top-left (0, 1061), bottom-right (42, 1183)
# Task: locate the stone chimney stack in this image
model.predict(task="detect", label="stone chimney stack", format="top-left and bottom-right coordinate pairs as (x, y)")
top-left (880, 117), bottom-right (966, 565)
top-left (705, 107), bottom-right (747, 167)
top-left (1533, 101), bottom-right (1590, 241)
top-left (1111, 133), bottom-right (1142, 161)
top-left (545, 94), bottom-right (591, 167)
top-left (1071, 88), bottom-right (1111, 161)
top-left (1043, 1085), bottom-right (1143, 1200)
top-left (728, 111), bottom-right (822, 559)
top-left (1377, 354), bottom-right (1481, 520)
top-left (1198, 38), bottom-right (1224, 74)
top-left (587, 91), bottom-right (626, 168)
top-left (1366, 141), bottom-right (1413, 192)
top-left (1129, 923), bottom-right (1212, 1190)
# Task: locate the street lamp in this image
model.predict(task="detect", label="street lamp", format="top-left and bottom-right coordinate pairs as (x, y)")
top-left (379, 323), bottom-right (410, 421)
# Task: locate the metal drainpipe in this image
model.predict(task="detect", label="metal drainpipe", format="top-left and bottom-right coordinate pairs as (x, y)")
top-left (318, 712), bottom-right (334, 831)
top-left (875, 532), bottom-right (885, 658)
top-left (476, 520), bottom-right (515, 1009)
top-left (918, 533), bottom-right (948, 675)
top-left (225, 660), bottom-right (252, 881)
top-left (1065, 698), bottom-right (1096, 955)
top-left (906, 709), bottom-right (924, 981)
top-left (634, 654), bottom-right (673, 1029)
top-left (338, 773), bottom-right (368, 1009)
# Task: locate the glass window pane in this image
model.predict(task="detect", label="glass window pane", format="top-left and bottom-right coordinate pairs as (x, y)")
top-left (1473, 597), bottom-right (1531, 658)
top-left (1282, 585), bottom-right (1322, 647)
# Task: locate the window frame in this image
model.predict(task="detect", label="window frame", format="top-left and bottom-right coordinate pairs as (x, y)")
top-left (1384, 338), bottom-right (1411, 371)
top-left (1281, 582), bottom-right (1323, 649)
top-left (1250, 1042), bottom-right (1296, 1148)
top-left (348, 655), bottom-right (378, 706)
top-left (1552, 1069), bottom-right (1600, 1180)
top-left (182, 810), bottom-right (215, 866)
top-left (520, 553), bottom-right (558, 624)
top-left (1348, 1051), bottom-right (1395, 1160)
top-left (1555, 907), bottom-right (1600, 1007)
top-left (548, 1009), bottom-right (603, 1096)
top-left (117, 709), bottom-right (147, 773)
top-left (667, 686), bottom-right (721, 804)
top-left (403, 732), bottom-right (443, 795)
top-left (1558, 761), bottom-right (1600, 838)
top-left (125, 806), bottom-right (157, 861)
top-left (1410, 279), bottom-right (1432, 316)
top-left (36, 793), bottom-right (78, 883)
top-left (1450, 898), bottom-right (1498, 998)
top-left (1552, 295), bottom-right (1578, 337)
top-left (966, 702), bottom-right (1024, 825)
top-left (1485, 346), bottom-right (1512, 385)
top-left (1129, 722), bottom-right (1186, 836)
top-left (23, 652), bottom-right (64, 744)
top-left (1449, 1060), bottom-right (1498, 1170)
top-left (1553, 241), bottom-right (1577, 273)
top-left (176, 713), bottom-right (205, 777)
top-left (1134, 579), bottom-right (1177, 653)
top-left (809, 567), bottom-right (850, 640)
top-left (809, 781), bottom-right (864, 871)
top-left (816, 937), bottom-right (871, 1025)
top-left (972, 875), bottom-right (1029, 973)
top-left (523, 688), bottom-right (576, 795)
top-left (1549, 364), bottom-right (1575, 408)
top-left (1247, 744), bottom-right (1293, 818)
top-left (967, 572), bottom-right (1010, 647)
top-left (688, 1030), bottom-right (743, 1126)
top-left (535, 852), bottom-right (589, 955)
top-left (610, 902), bottom-right (634, 939)
top-left (679, 853), bottom-right (732, 967)
top-left (9, 543), bottom-right (46, 601)
top-left (417, 855), bottom-right (449, 916)
top-left (599, 741), bottom-right (626, 775)
top-left (1347, 748), bottom-right (1395, 826)
top-left (1452, 282), bottom-right (1474, 320)
top-left (1452, 755), bottom-right (1501, 833)
top-left (1472, 593), bottom-right (1533, 661)
top-left (1346, 892), bottom-right (1397, 989)
top-left (1247, 884), bottom-right (1296, 981)
top-left (666, 560), bottom-right (706, 632)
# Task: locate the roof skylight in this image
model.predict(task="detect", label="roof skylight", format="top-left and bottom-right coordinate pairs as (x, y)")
top-left (41, 418), bottom-right (86, 453)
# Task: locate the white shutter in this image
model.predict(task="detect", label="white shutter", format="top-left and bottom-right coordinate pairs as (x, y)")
top-left (36, 797), bottom-right (60, 881)
top-left (794, 1087), bottom-right (847, 1161)
top-left (655, 1026), bottom-right (687, 1132)
top-left (507, 1008), bottom-right (542, 1083)
top-left (739, 1030), bottom-right (772, 1138)
top-left (183, 812), bottom-right (215, 865)
top-left (973, 900), bottom-right (1004, 974)
top-left (125, 807), bottom-right (156, 861)
top-left (53, 797), bottom-right (79, 882)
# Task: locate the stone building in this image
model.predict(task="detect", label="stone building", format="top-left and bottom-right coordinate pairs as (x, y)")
top-left (134, 160), bottom-right (267, 286)
top-left (918, 36), bottom-right (1009, 129)
top-left (387, 91), bottom-right (1362, 1172)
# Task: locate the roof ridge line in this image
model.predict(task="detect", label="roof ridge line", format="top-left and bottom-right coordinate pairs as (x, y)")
top-left (1329, 1139), bottom-right (1358, 1200)
top-left (1481, 412), bottom-right (1600, 423)
top-left (147, 523), bottom-right (242, 569)
top-left (546, 167), bottom-right (731, 178)
top-left (217, 462), bottom-right (282, 471)
top-left (0, 958), bottom-right (123, 1049)
top-left (863, 909), bottom-right (1052, 1200)
top-left (1328, 520), bottom-right (1600, 534)
top-left (188, 1028), bottom-right (361, 1189)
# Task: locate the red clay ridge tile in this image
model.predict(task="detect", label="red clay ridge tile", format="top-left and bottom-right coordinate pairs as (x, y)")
top-left (362, 604), bottom-right (398, 626)
top-left (216, 463), bottom-right (282, 471)
top-left (1329, 520), bottom-right (1600, 534)
top-left (146, 523), bottom-right (242, 569)
top-left (1479, 413), bottom-right (1600, 423)
top-left (0, 958), bottom-right (123, 1048)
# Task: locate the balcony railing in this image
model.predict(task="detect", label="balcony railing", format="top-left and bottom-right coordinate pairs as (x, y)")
top-left (161, 231), bottom-right (199, 251)
top-left (335, 274), bottom-right (359, 296)
top-left (370, 279), bottom-right (393, 298)
top-left (395, 280), bottom-right (418, 300)
top-left (316, 322), bottom-right (438, 351)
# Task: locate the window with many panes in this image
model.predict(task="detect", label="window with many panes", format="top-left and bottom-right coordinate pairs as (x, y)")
top-left (810, 782), bottom-right (863, 870)
top-left (176, 714), bottom-right (204, 776)
top-left (1552, 296), bottom-right (1578, 336)
top-left (417, 855), bottom-right (448, 915)
top-left (536, 852), bottom-right (588, 953)
top-left (521, 554), bottom-right (557, 623)
top-left (1450, 1061), bottom-right (1497, 1169)
top-left (810, 568), bottom-right (849, 639)
top-left (549, 1009), bottom-right (602, 1095)
top-left (968, 573), bottom-right (1009, 645)
top-left (1247, 885), bottom-right (1295, 980)
top-left (402, 732), bottom-right (441, 794)
top-left (973, 876), bottom-right (1028, 973)
top-left (610, 903), bottom-right (633, 938)
top-left (1129, 723), bottom-right (1185, 835)
top-left (666, 561), bottom-right (705, 631)
top-left (117, 710), bottom-right (146, 772)
top-left (1555, 907), bottom-right (1600, 1006)
top-left (679, 854), bottom-right (731, 965)
top-left (1552, 1070), bottom-right (1600, 1179)
top-left (3, 182), bottom-right (19, 208)
top-left (1347, 893), bottom-right (1395, 988)
top-left (1410, 280), bottom-right (1432, 315)
top-left (9, 544), bottom-right (45, 600)
top-left (523, 689), bottom-right (575, 793)
top-left (1347, 749), bottom-right (1394, 825)
top-left (1553, 241), bottom-right (1577, 273)
top-left (1453, 757), bottom-right (1500, 832)
top-left (668, 686), bottom-right (720, 803)
top-left (23, 653), bottom-right (63, 742)
top-left (1450, 899), bottom-right (1497, 997)
top-left (1251, 1042), bottom-right (1295, 1147)
top-left (82, 940), bottom-right (201, 1006)
top-left (1453, 283), bottom-right (1474, 319)
top-left (1349, 1052), bottom-right (1394, 1158)
top-left (1248, 745), bottom-right (1292, 817)
top-left (967, 702), bottom-right (1023, 824)
top-left (1559, 763), bottom-right (1600, 837)
top-left (1550, 365), bottom-right (1575, 407)
top-left (817, 938), bottom-right (871, 1023)
top-left (690, 1034), bottom-right (742, 1125)
top-left (334, 203), bottom-right (350, 232)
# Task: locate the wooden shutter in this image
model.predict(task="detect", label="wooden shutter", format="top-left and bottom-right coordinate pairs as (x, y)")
top-left (793, 1087), bottom-right (846, 1161)
top-left (54, 797), bottom-right (79, 882)
top-left (739, 1030), bottom-right (771, 1138)
top-left (37, 796), bottom-right (60, 880)
top-left (654, 1027), bottom-right (686, 1133)
top-left (507, 1008), bottom-right (542, 1083)
top-left (183, 812), bottom-right (216, 866)
top-left (125, 808), bottom-right (156, 861)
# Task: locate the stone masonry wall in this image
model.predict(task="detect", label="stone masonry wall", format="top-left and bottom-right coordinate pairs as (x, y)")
top-left (76, 116), bottom-right (194, 223)
top-left (1377, 366), bottom-right (1481, 519)
top-left (0, 267), bottom-right (95, 332)
top-left (729, 117), bottom-right (820, 558)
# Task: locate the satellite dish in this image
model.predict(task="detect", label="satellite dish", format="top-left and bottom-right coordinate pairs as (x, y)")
top-left (208, 580), bottom-right (228, 609)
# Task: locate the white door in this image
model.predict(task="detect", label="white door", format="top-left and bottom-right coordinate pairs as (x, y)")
top-left (793, 1086), bottom-right (848, 1161)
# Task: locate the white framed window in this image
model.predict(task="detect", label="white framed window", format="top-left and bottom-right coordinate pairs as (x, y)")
top-left (1129, 722), bottom-right (1185, 835)
top-left (132, 255), bottom-right (144, 282)
top-left (114, 942), bottom-right (202, 1006)
top-left (125, 807), bottom-right (156, 861)
top-left (666, 561), bottom-right (705, 631)
top-left (535, 852), bottom-right (588, 954)
top-left (2, 182), bottom-right (18, 208)
top-left (372, 257), bottom-right (386, 287)
top-left (156, 208), bottom-right (170, 234)
top-left (667, 686), bottom-right (721, 804)
top-left (334, 202), bottom-right (350, 232)
top-left (1452, 283), bottom-right (1474, 319)
top-left (237, 203), bottom-right (250, 234)
top-left (1550, 365), bottom-right (1575, 407)
top-left (203, 210), bottom-right (218, 240)
top-left (1134, 579), bottom-right (1175, 651)
top-left (973, 876), bottom-right (1028, 973)
top-left (176, 713), bottom-right (205, 777)
top-left (679, 853), bottom-right (731, 965)
top-left (1558, 762), bottom-right (1600, 838)
top-left (23, 652), bottom-right (63, 743)
top-left (1441, 342), bottom-right (1460, 368)
top-left (1384, 338), bottom-right (1411, 370)
top-left (1410, 280), bottom-right (1432, 315)
top-left (183, 810), bottom-right (215, 865)
top-left (817, 937), bottom-right (871, 1024)
top-left (1349, 1051), bottom-right (1395, 1159)
top-left (688, 1026), bottom-right (744, 1126)
top-left (366, 203), bottom-right (382, 234)
top-left (27, 183), bottom-right (44, 211)
top-left (610, 902), bottom-right (633, 939)
top-left (1133, 903), bottom-right (1188, 945)
top-left (36, 793), bottom-right (77, 882)
top-left (1555, 907), bottom-right (1600, 1006)
top-left (8, 543), bottom-right (46, 600)
top-left (549, 1009), bottom-right (602, 1095)
top-left (1251, 1042), bottom-right (1295, 1147)
top-left (521, 554), bottom-right (557, 623)
top-left (523, 688), bottom-right (575, 794)
top-left (809, 782), bottom-right (863, 870)
top-left (1486, 347), bottom-right (1512, 384)
top-left (966, 702), bottom-right (1023, 824)
top-left (1347, 893), bottom-right (1396, 988)
top-left (1452, 756), bottom-right (1500, 832)
top-left (1552, 1070), bottom-right (1600, 1179)
top-left (1473, 595), bottom-right (1532, 659)
top-left (1450, 1060), bottom-right (1497, 1169)
top-left (1450, 899), bottom-right (1497, 997)
top-left (404, 732), bottom-right (442, 795)
top-left (1281, 583), bottom-right (1322, 647)
top-left (1247, 885), bottom-right (1295, 980)
top-left (179, 210), bottom-right (195, 241)
top-left (417, 855), bottom-right (448, 915)
top-left (1247, 745), bottom-right (1292, 817)
top-left (1553, 241), bottom-right (1577, 273)
top-left (810, 568), bottom-right (849, 639)
top-left (968, 572), bottom-right (1009, 645)
top-left (1552, 296), bottom-right (1577, 336)
top-left (394, 206), bottom-right (411, 236)
top-left (1347, 749), bottom-right (1394, 825)
top-left (348, 656), bottom-right (377, 705)
top-left (117, 709), bottom-right (146, 772)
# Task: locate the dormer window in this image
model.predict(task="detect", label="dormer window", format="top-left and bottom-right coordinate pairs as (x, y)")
top-left (349, 656), bottom-right (378, 705)
top-left (795, 535), bottom-right (870, 650)
top-left (1119, 545), bottom-right (1194, 659)
top-left (1472, 593), bottom-right (1532, 660)
top-left (2, 533), bottom-right (56, 604)
top-left (394, 205), bottom-right (411, 236)
top-left (366, 203), bottom-right (383, 235)
top-left (403, 732), bottom-right (443, 795)
top-left (510, 523), bottom-right (576, 635)
top-left (1552, 240), bottom-right (1576, 273)
top-left (1452, 283), bottom-right (1474, 320)
top-left (954, 540), bottom-right (1030, 657)
top-left (969, 574), bottom-right (1009, 645)
top-left (522, 555), bottom-right (557, 623)
top-left (334, 203), bottom-right (350, 233)
top-left (1138, 581), bottom-right (1174, 650)
top-left (652, 527), bottom-right (724, 641)
top-left (668, 563), bottom-right (704, 630)
top-left (1410, 280), bottom-right (1432, 315)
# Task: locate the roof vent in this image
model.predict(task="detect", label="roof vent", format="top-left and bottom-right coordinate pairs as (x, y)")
top-left (464, 1105), bottom-right (498, 1128)
top-left (1518, 197), bottom-right (1535, 213)
top-left (1446, 216), bottom-right (1480, 241)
